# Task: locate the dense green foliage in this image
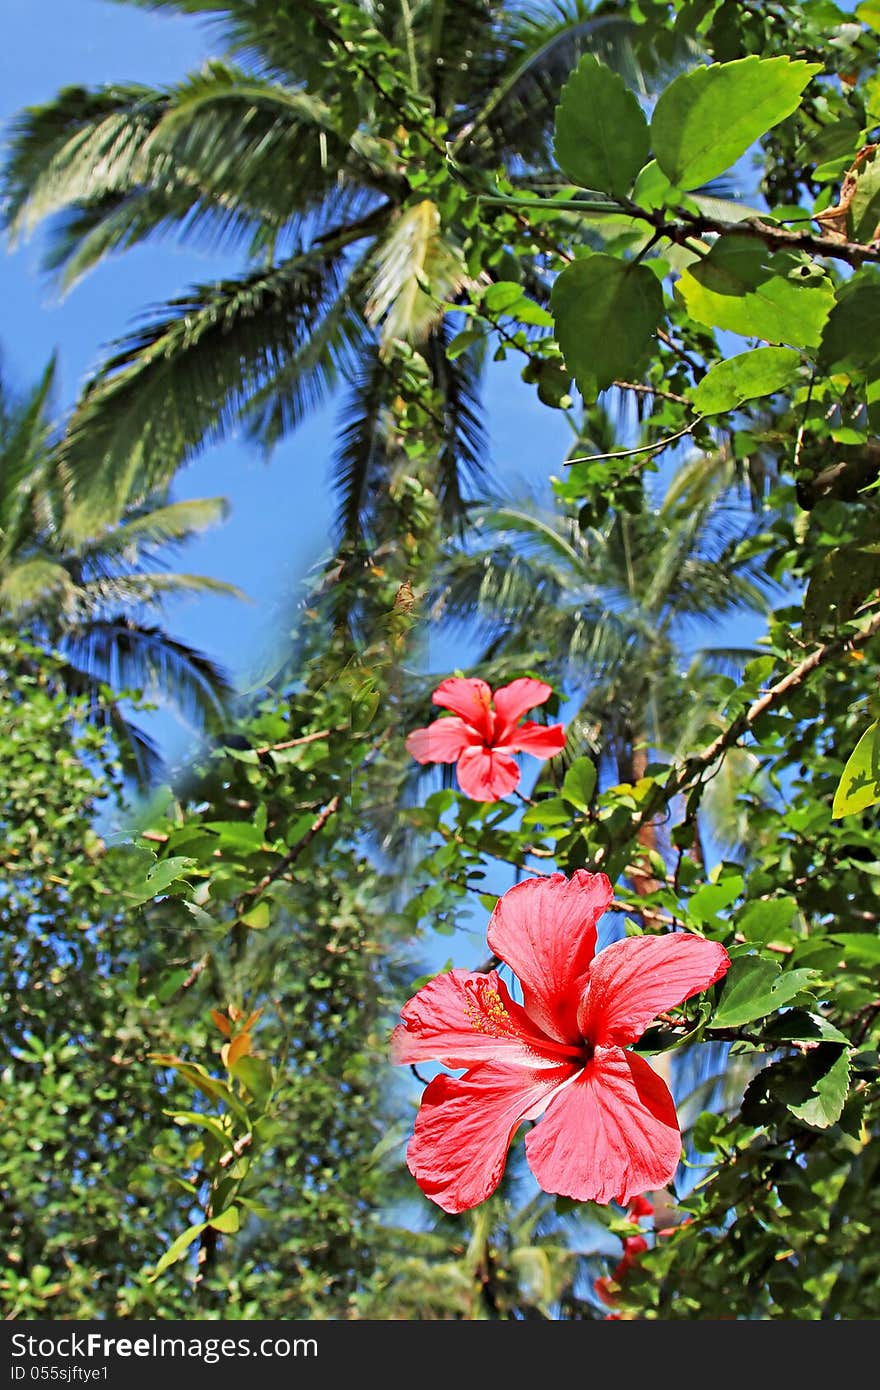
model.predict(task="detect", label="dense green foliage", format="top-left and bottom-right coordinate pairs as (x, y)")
top-left (4, 0), bottom-right (880, 1321)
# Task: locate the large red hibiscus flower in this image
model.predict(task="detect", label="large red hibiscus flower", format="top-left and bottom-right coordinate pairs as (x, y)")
top-left (391, 871), bottom-right (729, 1214)
top-left (405, 676), bottom-right (566, 801)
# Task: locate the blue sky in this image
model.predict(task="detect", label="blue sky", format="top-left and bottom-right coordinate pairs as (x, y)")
top-left (0, 0), bottom-right (573, 772)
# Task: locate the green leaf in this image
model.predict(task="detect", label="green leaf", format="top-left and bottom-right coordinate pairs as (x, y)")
top-left (238, 900), bottom-right (271, 930)
top-left (787, 1047), bottom-right (851, 1128)
top-left (521, 795), bottom-right (572, 826)
top-left (165, 1110), bottom-right (232, 1149)
top-left (553, 54), bottom-right (650, 197)
top-left (736, 896), bottom-right (798, 943)
top-left (832, 719), bottom-right (880, 818)
top-left (209, 1205), bottom-right (241, 1234)
top-left (830, 932), bottom-right (880, 964)
top-left (856, 1), bottom-right (880, 32)
top-left (483, 281), bottom-right (524, 313)
top-left (802, 547), bottom-right (880, 640)
top-left (445, 327), bottom-right (483, 360)
top-left (687, 874), bottom-right (743, 924)
top-left (762, 1010), bottom-right (849, 1046)
top-left (150, 1221), bottom-right (208, 1280)
top-left (677, 236), bottom-right (834, 347)
top-left (550, 254), bottom-right (664, 400)
top-left (651, 56), bottom-right (822, 190)
top-left (561, 757), bottom-right (597, 812)
top-left (818, 269), bottom-right (880, 376)
top-left (690, 347), bottom-right (801, 416)
top-left (848, 147), bottom-right (880, 243)
top-left (712, 956), bottom-right (817, 1028)
top-left (231, 1055), bottom-right (274, 1110)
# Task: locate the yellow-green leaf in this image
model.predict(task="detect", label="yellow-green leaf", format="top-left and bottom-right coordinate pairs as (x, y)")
top-left (651, 56), bottom-right (822, 190)
top-left (553, 54), bottom-right (650, 197)
top-left (832, 719), bottom-right (880, 818)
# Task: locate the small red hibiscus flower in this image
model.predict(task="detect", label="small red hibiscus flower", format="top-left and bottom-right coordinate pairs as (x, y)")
top-left (391, 871), bottom-right (729, 1214)
top-left (405, 676), bottom-right (566, 802)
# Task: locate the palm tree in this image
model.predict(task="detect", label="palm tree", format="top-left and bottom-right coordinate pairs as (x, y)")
top-left (0, 1), bottom-right (687, 557)
top-left (0, 355), bottom-right (243, 781)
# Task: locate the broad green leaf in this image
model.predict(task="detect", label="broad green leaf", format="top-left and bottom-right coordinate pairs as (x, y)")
top-left (819, 269), bottom-right (880, 376)
top-left (483, 281), bottom-right (524, 313)
top-left (203, 820), bottom-right (266, 852)
top-left (677, 235), bottom-right (834, 347)
top-left (736, 896), bottom-right (799, 943)
top-left (829, 933), bottom-right (880, 964)
top-left (209, 1205), bottom-right (240, 1234)
top-left (231, 1055), bottom-right (274, 1109)
top-left (712, 956), bottom-right (816, 1028)
top-left (108, 848), bottom-right (195, 906)
top-left (553, 54), bottom-right (650, 197)
top-left (550, 254), bottom-right (664, 400)
top-left (848, 147), bottom-right (880, 243)
top-left (690, 347), bottom-right (801, 416)
top-left (238, 900), bottom-right (271, 930)
top-left (561, 757), bottom-right (597, 812)
top-left (856, 1), bottom-right (880, 31)
top-left (155, 968), bottom-right (193, 1004)
top-left (445, 327), bottom-right (483, 360)
top-left (687, 874), bottom-right (743, 925)
top-left (788, 1046), bottom-right (851, 1128)
top-left (762, 1010), bottom-right (849, 1046)
top-left (521, 795), bottom-right (572, 826)
top-left (832, 719), bottom-right (880, 818)
top-left (651, 56), bottom-right (822, 190)
top-left (802, 547), bottom-right (880, 640)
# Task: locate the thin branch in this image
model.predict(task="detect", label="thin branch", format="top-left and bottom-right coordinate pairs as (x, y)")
top-left (565, 419), bottom-right (699, 465)
top-left (254, 725), bottom-right (340, 756)
top-left (613, 380), bottom-right (691, 407)
top-left (661, 207), bottom-right (880, 270)
top-left (622, 609), bottom-right (880, 841)
top-left (236, 794), bottom-right (342, 908)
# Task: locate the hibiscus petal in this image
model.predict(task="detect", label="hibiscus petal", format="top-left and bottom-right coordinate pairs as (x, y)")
top-left (506, 719), bottom-right (567, 760)
top-left (405, 716), bottom-right (480, 765)
top-left (406, 1061), bottom-right (574, 1214)
top-left (431, 677), bottom-right (493, 740)
top-left (525, 1045), bottom-right (682, 1206)
top-left (487, 872), bottom-right (611, 1043)
top-left (456, 745), bottom-right (520, 801)
top-left (390, 968), bottom-right (570, 1068)
top-left (579, 932), bottom-right (731, 1047)
top-left (492, 678), bottom-right (554, 741)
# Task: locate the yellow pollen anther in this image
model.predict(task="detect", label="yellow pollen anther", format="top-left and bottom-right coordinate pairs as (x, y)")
top-left (464, 983), bottom-right (517, 1038)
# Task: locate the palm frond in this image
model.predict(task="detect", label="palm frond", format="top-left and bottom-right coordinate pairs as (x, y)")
top-left (241, 247), bottom-right (377, 455)
top-left (365, 201), bottom-right (470, 351)
top-left (2, 84), bottom-right (168, 241)
top-left (58, 248), bottom-right (347, 530)
top-left (74, 495), bottom-right (232, 560)
top-left (0, 355), bottom-right (58, 544)
top-left (0, 557), bottom-right (76, 616)
top-left (60, 617), bottom-right (234, 728)
top-left (73, 570), bottom-right (246, 613)
top-left (424, 326), bottom-right (488, 526)
top-left (332, 343), bottom-right (394, 548)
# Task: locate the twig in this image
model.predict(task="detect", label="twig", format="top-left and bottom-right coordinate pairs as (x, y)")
top-left (236, 794), bottom-right (342, 908)
top-left (565, 418), bottom-right (699, 465)
top-left (254, 726), bottom-right (339, 756)
top-left (631, 609), bottom-right (880, 836)
top-left (612, 380), bottom-right (692, 406)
